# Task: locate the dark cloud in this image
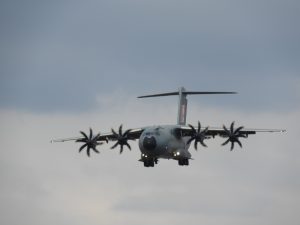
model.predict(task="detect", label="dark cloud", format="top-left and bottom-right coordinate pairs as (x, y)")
top-left (0, 0), bottom-right (299, 112)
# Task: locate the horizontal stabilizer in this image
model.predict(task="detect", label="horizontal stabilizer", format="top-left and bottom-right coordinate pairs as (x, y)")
top-left (138, 92), bottom-right (179, 98)
top-left (138, 87), bottom-right (237, 125)
top-left (137, 91), bottom-right (237, 98)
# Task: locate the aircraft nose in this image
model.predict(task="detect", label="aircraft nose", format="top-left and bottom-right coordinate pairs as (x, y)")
top-left (143, 136), bottom-right (157, 150)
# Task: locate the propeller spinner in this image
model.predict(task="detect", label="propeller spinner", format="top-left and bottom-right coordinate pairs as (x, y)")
top-left (76, 128), bottom-right (102, 157)
top-left (187, 121), bottom-right (209, 150)
top-left (111, 125), bottom-right (132, 154)
top-left (222, 121), bottom-right (247, 150)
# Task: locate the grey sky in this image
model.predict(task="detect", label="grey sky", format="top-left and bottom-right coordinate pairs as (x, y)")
top-left (1, 0), bottom-right (299, 111)
top-left (0, 1), bottom-right (299, 225)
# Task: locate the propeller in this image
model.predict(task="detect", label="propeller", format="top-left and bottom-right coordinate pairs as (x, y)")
top-left (222, 121), bottom-right (247, 150)
top-left (111, 125), bottom-right (132, 154)
top-left (187, 121), bottom-right (209, 150)
top-left (76, 128), bottom-right (102, 157)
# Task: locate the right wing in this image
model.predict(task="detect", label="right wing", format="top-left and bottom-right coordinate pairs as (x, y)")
top-left (51, 126), bottom-right (145, 156)
top-left (51, 127), bottom-right (144, 143)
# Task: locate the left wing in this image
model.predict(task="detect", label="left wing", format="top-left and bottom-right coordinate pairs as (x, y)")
top-left (180, 126), bottom-right (285, 137)
top-left (51, 126), bottom-right (145, 156)
top-left (178, 121), bottom-right (286, 150)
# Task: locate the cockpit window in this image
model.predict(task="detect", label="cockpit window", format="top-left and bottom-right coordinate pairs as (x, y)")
top-left (145, 131), bottom-right (160, 136)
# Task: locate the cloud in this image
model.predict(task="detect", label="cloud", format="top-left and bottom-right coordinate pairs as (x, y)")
top-left (0, 93), bottom-right (298, 225)
top-left (1, 1), bottom-right (299, 224)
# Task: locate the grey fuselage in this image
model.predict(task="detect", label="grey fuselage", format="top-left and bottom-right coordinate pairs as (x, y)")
top-left (138, 125), bottom-right (192, 160)
top-left (137, 87), bottom-right (192, 161)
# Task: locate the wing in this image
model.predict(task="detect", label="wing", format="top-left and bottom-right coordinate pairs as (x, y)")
top-left (51, 126), bottom-right (145, 156)
top-left (177, 122), bottom-right (285, 150)
top-left (51, 127), bottom-right (144, 143)
top-left (179, 125), bottom-right (285, 138)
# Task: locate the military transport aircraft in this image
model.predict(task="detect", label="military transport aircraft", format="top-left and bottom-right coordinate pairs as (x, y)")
top-left (51, 87), bottom-right (285, 167)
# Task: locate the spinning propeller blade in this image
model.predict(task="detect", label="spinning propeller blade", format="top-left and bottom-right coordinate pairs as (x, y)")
top-left (76, 128), bottom-right (102, 157)
top-left (187, 121), bottom-right (209, 150)
top-left (222, 122), bottom-right (247, 150)
top-left (111, 125), bottom-right (132, 154)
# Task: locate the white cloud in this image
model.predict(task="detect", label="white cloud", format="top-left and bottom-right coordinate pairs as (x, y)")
top-left (0, 94), bottom-right (298, 225)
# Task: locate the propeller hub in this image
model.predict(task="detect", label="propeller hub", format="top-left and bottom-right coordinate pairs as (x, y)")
top-left (187, 121), bottom-right (209, 149)
top-left (76, 128), bottom-right (101, 157)
top-left (110, 125), bottom-right (132, 153)
top-left (222, 122), bottom-right (246, 150)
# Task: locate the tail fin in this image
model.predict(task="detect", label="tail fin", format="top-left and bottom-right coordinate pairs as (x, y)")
top-left (138, 87), bottom-right (236, 125)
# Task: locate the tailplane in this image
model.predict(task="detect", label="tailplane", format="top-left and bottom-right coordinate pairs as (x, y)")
top-left (138, 87), bottom-right (236, 125)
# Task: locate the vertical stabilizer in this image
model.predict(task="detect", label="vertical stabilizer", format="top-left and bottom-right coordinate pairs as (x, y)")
top-left (177, 87), bottom-right (188, 125)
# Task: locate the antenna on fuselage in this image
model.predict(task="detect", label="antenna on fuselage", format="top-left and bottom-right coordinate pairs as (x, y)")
top-left (137, 87), bottom-right (236, 125)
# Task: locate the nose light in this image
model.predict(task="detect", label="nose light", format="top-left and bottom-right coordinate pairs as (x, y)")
top-left (143, 136), bottom-right (157, 150)
top-left (173, 151), bottom-right (181, 157)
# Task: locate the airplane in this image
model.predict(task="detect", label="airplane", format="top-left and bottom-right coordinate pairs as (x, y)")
top-left (51, 87), bottom-right (285, 167)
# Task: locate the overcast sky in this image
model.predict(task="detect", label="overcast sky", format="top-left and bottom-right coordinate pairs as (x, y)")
top-left (0, 1), bottom-right (299, 225)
